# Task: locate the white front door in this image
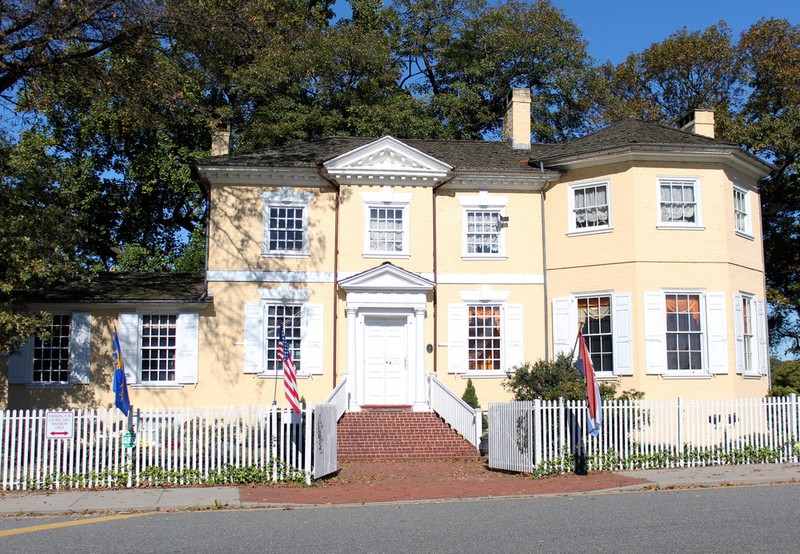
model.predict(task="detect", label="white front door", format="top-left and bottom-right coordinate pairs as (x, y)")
top-left (363, 318), bottom-right (408, 405)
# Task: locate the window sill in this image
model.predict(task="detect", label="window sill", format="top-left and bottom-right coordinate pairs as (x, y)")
top-left (567, 227), bottom-right (613, 237)
top-left (735, 230), bottom-right (755, 241)
top-left (131, 384), bottom-right (184, 390)
top-left (25, 383), bottom-right (74, 389)
top-left (257, 373), bottom-right (313, 379)
top-left (461, 255), bottom-right (507, 261)
top-left (262, 252), bottom-right (310, 259)
top-left (595, 374), bottom-right (619, 381)
top-left (741, 373), bottom-right (765, 380)
top-left (363, 253), bottom-right (410, 259)
top-left (656, 225), bottom-right (706, 231)
top-left (461, 372), bottom-right (507, 379)
top-left (660, 372), bottom-right (713, 380)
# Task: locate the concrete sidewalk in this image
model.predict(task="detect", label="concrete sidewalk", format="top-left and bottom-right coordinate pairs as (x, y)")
top-left (0, 463), bottom-right (797, 516)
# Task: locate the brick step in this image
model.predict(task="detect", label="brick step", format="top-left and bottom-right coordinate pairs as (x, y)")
top-left (337, 411), bottom-right (479, 461)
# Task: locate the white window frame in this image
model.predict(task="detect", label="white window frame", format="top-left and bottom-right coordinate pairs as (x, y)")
top-left (459, 191), bottom-right (509, 260)
top-left (261, 189), bottom-right (313, 257)
top-left (361, 189), bottom-right (412, 258)
top-left (657, 177), bottom-right (704, 229)
top-left (263, 303), bottom-right (303, 374)
top-left (7, 312), bottom-right (92, 387)
top-left (664, 292), bottom-right (706, 374)
top-left (733, 186), bottom-right (753, 238)
top-left (577, 295), bottom-right (614, 374)
top-left (138, 314), bottom-right (179, 384)
top-left (734, 292), bottom-right (768, 376)
top-left (568, 180), bottom-right (612, 235)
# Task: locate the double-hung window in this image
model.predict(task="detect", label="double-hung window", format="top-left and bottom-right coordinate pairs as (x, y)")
top-left (570, 182), bottom-right (610, 233)
top-left (140, 315), bottom-right (178, 383)
top-left (734, 293), bottom-right (767, 376)
top-left (262, 190), bottom-right (313, 257)
top-left (361, 190), bottom-right (412, 257)
top-left (264, 304), bottom-right (303, 373)
top-left (578, 296), bottom-right (613, 373)
top-left (8, 313), bottom-right (91, 386)
top-left (658, 178), bottom-right (702, 227)
top-left (468, 305), bottom-right (502, 371)
top-left (733, 187), bottom-right (752, 237)
top-left (664, 293), bottom-right (703, 372)
top-left (459, 192), bottom-right (508, 258)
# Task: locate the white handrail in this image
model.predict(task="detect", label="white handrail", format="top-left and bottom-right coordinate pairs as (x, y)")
top-left (428, 374), bottom-right (482, 448)
top-left (323, 374), bottom-right (349, 420)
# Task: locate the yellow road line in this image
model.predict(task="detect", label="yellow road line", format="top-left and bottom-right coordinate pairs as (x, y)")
top-left (0, 512), bottom-right (151, 538)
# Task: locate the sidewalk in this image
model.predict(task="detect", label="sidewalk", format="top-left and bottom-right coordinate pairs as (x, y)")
top-left (0, 461), bottom-right (797, 516)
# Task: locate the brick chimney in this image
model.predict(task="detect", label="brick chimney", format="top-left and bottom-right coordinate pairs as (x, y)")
top-left (210, 124), bottom-right (230, 156)
top-left (679, 109), bottom-right (715, 139)
top-left (502, 88), bottom-right (531, 150)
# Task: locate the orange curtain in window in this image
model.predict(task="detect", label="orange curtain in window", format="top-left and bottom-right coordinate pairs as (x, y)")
top-left (665, 296), bottom-right (701, 325)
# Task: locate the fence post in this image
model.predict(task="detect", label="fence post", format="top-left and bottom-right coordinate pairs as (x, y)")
top-left (791, 393), bottom-right (799, 463)
top-left (676, 397), bottom-right (683, 466)
top-left (558, 397), bottom-right (566, 465)
top-left (533, 399), bottom-right (542, 469)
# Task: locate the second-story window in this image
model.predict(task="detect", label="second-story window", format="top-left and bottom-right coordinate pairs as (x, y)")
top-left (368, 207), bottom-right (405, 253)
top-left (734, 187), bottom-right (752, 236)
top-left (261, 190), bottom-right (313, 257)
top-left (466, 211), bottom-right (502, 255)
top-left (659, 178), bottom-right (701, 227)
top-left (570, 182), bottom-right (610, 233)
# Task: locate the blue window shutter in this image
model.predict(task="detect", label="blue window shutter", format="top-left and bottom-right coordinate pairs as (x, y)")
top-left (504, 304), bottom-right (524, 370)
top-left (448, 304), bottom-right (468, 374)
top-left (613, 293), bottom-right (633, 376)
top-left (706, 293), bottom-right (728, 374)
top-left (643, 292), bottom-right (666, 375)
top-left (176, 313), bottom-right (199, 384)
top-left (301, 304), bottom-right (324, 375)
top-left (8, 338), bottom-right (32, 384)
top-left (117, 313), bottom-right (140, 384)
top-left (243, 302), bottom-right (264, 374)
top-left (733, 293), bottom-right (745, 374)
top-left (552, 297), bottom-right (575, 357)
top-left (69, 312), bottom-right (92, 384)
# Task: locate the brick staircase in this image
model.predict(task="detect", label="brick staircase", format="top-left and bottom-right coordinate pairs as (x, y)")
top-left (337, 408), bottom-right (480, 461)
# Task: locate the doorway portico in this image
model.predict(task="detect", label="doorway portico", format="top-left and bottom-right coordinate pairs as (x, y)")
top-left (339, 264), bottom-right (434, 412)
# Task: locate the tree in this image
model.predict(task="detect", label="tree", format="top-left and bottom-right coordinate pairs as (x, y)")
top-left (770, 359), bottom-right (800, 396)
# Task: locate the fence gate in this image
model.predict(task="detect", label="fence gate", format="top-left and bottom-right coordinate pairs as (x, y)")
top-left (312, 404), bottom-right (338, 479)
top-left (488, 401), bottom-right (533, 473)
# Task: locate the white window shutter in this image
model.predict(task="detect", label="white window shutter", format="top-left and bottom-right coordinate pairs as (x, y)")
top-left (552, 297), bottom-right (575, 357)
top-left (644, 292), bottom-right (666, 375)
top-left (756, 298), bottom-right (768, 375)
top-left (706, 293), bottom-right (728, 374)
top-left (733, 293), bottom-right (745, 374)
top-left (69, 312), bottom-right (92, 384)
top-left (8, 338), bottom-right (32, 384)
top-left (117, 313), bottom-right (140, 384)
top-left (301, 303), bottom-right (324, 375)
top-left (613, 293), bottom-right (634, 375)
top-left (175, 313), bottom-right (199, 384)
top-left (504, 304), bottom-right (524, 371)
top-left (242, 302), bottom-right (264, 374)
top-left (448, 304), bottom-right (468, 373)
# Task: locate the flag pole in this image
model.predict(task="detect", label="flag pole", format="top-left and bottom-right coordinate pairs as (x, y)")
top-left (271, 324), bottom-right (281, 406)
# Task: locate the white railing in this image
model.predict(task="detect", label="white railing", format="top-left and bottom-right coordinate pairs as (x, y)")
top-left (428, 374), bottom-right (482, 448)
top-left (324, 374), bottom-right (349, 420)
top-left (0, 404), bottom-right (340, 490)
top-left (312, 404), bottom-right (338, 479)
top-left (489, 394), bottom-right (800, 474)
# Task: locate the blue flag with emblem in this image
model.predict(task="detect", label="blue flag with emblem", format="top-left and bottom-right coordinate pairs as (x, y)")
top-left (112, 329), bottom-right (131, 417)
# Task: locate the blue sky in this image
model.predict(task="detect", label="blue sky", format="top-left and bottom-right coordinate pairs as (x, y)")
top-left (554, 0), bottom-right (799, 64)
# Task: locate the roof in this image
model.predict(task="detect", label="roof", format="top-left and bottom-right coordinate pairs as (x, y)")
top-left (30, 273), bottom-right (209, 305)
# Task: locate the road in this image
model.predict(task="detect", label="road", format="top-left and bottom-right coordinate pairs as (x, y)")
top-left (1, 484), bottom-right (798, 553)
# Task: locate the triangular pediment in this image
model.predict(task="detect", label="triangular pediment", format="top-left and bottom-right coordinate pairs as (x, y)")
top-left (339, 263), bottom-right (434, 292)
top-left (324, 136), bottom-right (452, 186)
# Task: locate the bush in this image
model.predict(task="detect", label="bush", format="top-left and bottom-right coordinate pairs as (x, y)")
top-left (771, 360), bottom-right (800, 395)
top-left (461, 378), bottom-right (480, 408)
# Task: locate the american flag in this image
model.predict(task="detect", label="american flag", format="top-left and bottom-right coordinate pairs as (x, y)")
top-left (278, 325), bottom-right (301, 413)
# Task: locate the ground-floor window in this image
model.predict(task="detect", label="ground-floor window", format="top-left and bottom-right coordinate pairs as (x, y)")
top-left (33, 314), bottom-right (72, 383)
top-left (665, 293), bottom-right (703, 372)
top-left (265, 304), bottom-right (303, 372)
top-left (468, 305), bottom-right (502, 371)
top-left (577, 296), bottom-right (613, 373)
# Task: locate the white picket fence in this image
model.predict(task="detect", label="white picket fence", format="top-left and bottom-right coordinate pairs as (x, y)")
top-left (489, 395), bottom-right (800, 474)
top-left (0, 404), bottom-right (339, 490)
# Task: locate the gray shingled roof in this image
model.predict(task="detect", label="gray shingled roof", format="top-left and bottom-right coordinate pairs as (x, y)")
top-left (31, 273), bottom-right (208, 304)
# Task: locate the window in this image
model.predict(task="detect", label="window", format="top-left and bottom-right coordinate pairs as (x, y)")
top-left (734, 293), bottom-right (766, 376)
top-left (264, 304), bottom-right (302, 373)
top-left (261, 190), bottom-right (313, 257)
top-left (468, 305), bottom-right (502, 371)
top-left (117, 312), bottom-right (199, 386)
top-left (140, 315), bottom-right (177, 382)
top-left (368, 207), bottom-right (405, 253)
top-left (665, 293), bottom-right (703, 371)
top-left (578, 296), bottom-right (613, 373)
top-left (8, 313), bottom-right (91, 386)
top-left (466, 211), bottom-right (502, 255)
top-left (734, 187), bottom-right (752, 236)
top-left (741, 296), bottom-right (754, 373)
top-left (659, 178), bottom-right (701, 227)
top-left (32, 314), bottom-right (72, 383)
top-left (570, 182), bottom-right (610, 232)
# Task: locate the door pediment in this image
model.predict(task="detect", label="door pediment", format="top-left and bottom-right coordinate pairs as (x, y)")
top-left (323, 136), bottom-right (452, 186)
top-left (339, 263), bottom-right (434, 293)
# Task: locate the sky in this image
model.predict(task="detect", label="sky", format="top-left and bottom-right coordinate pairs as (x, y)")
top-left (554, 0), bottom-right (800, 64)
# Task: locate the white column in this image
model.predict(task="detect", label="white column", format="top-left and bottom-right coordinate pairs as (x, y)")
top-left (346, 307), bottom-right (360, 411)
top-left (413, 307), bottom-right (428, 411)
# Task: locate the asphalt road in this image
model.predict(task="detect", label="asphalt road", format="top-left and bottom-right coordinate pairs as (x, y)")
top-left (1, 484), bottom-right (799, 553)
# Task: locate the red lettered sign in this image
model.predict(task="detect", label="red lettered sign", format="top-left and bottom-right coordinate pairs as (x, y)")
top-left (46, 411), bottom-right (74, 440)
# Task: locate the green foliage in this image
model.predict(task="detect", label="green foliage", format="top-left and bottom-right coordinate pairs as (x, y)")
top-left (770, 360), bottom-right (800, 395)
top-left (503, 354), bottom-right (625, 402)
top-left (461, 379), bottom-right (480, 409)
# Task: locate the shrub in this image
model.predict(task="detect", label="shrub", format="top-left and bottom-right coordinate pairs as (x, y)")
top-left (461, 379), bottom-right (480, 408)
top-left (503, 354), bottom-right (587, 401)
top-left (771, 360), bottom-right (800, 395)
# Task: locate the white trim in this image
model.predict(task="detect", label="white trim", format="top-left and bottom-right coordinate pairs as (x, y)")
top-left (208, 270), bottom-right (545, 285)
top-left (568, 180), bottom-right (611, 234)
top-left (656, 176), bottom-right (703, 228)
top-left (459, 285), bottom-right (509, 303)
top-left (261, 188), bottom-right (313, 257)
top-left (733, 185), bottom-right (753, 238)
top-left (457, 191), bottom-right (509, 208)
top-left (258, 285), bottom-right (312, 302)
top-left (362, 191), bottom-right (411, 256)
top-left (439, 274), bottom-right (544, 285)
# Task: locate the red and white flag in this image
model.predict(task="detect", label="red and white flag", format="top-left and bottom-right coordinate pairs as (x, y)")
top-left (574, 331), bottom-right (602, 437)
top-left (278, 326), bottom-right (301, 414)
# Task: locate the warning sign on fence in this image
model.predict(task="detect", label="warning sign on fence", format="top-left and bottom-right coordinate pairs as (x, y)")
top-left (45, 411), bottom-right (74, 440)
